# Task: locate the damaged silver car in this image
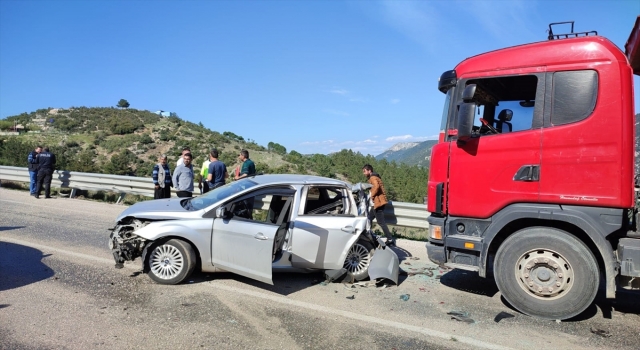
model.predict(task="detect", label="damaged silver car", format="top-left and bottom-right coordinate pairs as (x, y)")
top-left (109, 174), bottom-right (399, 285)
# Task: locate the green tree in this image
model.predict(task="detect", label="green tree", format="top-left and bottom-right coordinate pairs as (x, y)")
top-left (117, 99), bottom-right (130, 109)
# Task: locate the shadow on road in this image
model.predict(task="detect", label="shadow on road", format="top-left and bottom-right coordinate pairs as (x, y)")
top-left (0, 241), bottom-right (54, 292)
top-left (438, 268), bottom-right (499, 297)
top-left (0, 226), bottom-right (25, 232)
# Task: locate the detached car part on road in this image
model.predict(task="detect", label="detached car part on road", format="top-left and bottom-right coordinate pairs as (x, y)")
top-left (109, 174), bottom-right (399, 285)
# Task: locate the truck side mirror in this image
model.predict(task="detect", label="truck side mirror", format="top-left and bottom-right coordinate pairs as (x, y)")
top-left (457, 84), bottom-right (477, 141)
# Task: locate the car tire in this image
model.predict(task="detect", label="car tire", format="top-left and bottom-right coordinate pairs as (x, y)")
top-left (343, 239), bottom-right (375, 281)
top-left (494, 227), bottom-right (599, 320)
top-left (147, 239), bottom-right (196, 285)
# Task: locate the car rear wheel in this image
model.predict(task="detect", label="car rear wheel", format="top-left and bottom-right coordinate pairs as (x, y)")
top-left (147, 239), bottom-right (196, 285)
top-left (343, 239), bottom-right (375, 281)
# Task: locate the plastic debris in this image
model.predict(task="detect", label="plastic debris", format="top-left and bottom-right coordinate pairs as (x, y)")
top-left (447, 311), bottom-right (475, 323)
top-left (590, 327), bottom-right (612, 338)
top-left (494, 311), bottom-right (515, 323)
top-left (399, 294), bottom-right (410, 301)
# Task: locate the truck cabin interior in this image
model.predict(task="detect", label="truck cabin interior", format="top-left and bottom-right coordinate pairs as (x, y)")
top-left (465, 74), bottom-right (538, 135)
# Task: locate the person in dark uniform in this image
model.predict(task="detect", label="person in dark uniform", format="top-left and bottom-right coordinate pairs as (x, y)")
top-left (35, 147), bottom-right (56, 199)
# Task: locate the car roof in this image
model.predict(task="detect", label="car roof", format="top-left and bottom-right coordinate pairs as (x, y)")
top-left (248, 174), bottom-right (350, 187)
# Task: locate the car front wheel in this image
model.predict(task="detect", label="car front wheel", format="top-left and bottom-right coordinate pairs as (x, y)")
top-left (343, 239), bottom-right (375, 281)
top-left (147, 239), bottom-right (196, 285)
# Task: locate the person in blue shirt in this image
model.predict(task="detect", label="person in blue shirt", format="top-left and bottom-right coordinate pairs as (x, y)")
top-left (152, 154), bottom-right (173, 199)
top-left (27, 146), bottom-right (42, 196)
top-left (206, 148), bottom-right (228, 190)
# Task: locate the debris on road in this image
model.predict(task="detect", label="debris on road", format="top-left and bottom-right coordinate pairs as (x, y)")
top-left (346, 295), bottom-right (355, 300)
top-left (590, 327), bottom-right (612, 338)
top-left (399, 294), bottom-right (410, 301)
top-left (447, 311), bottom-right (475, 324)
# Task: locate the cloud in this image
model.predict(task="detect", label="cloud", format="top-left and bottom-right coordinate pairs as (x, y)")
top-left (323, 109), bottom-right (350, 117)
top-left (391, 98), bottom-right (400, 104)
top-left (385, 134), bottom-right (413, 142)
top-left (300, 139), bottom-right (335, 146)
top-left (329, 88), bottom-right (349, 95)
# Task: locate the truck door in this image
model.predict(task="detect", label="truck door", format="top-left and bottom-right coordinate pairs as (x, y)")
top-left (448, 73), bottom-right (545, 218)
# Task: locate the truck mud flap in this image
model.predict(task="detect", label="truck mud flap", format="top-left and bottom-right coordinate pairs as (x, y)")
top-left (368, 246), bottom-right (399, 285)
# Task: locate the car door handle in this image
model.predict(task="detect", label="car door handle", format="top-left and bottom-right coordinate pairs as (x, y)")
top-left (254, 233), bottom-right (268, 240)
top-left (341, 226), bottom-right (355, 233)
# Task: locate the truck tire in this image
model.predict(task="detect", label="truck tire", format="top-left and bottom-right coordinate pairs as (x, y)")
top-left (494, 227), bottom-right (599, 320)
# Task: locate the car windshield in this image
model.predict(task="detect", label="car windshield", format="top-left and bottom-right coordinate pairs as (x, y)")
top-left (182, 179), bottom-right (259, 211)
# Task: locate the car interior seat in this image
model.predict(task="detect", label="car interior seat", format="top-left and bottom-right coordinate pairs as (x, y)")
top-left (496, 109), bottom-right (513, 133)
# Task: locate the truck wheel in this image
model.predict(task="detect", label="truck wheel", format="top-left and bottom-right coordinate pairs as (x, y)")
top-left (494, 227), bottom-right (599, 320)
top-left (147, 239), bottom-right (196, 285)
top-left (343, 239), bottom-right (374, 281)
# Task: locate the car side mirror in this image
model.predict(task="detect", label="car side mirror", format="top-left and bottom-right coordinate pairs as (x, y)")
top-left (215, 207), bottom-right (229, 219)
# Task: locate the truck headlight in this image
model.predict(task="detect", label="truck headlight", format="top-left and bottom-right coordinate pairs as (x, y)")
top-left (429, 225), bottom-right (443, 240)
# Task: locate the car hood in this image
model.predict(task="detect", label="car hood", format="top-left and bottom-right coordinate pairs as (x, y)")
top-left (115, 198), bottom-right (200, 222)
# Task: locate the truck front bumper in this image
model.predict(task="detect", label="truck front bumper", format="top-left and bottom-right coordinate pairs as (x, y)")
top-left (426, 241), bottom-right (446, 265)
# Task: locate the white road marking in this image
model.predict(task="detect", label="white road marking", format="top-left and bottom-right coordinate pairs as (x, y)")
top-left (0, 236), bottom-right (513, 350)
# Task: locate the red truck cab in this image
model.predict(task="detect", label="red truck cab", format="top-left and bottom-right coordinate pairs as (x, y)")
top-left (426, 20), bottom-right (640, 320)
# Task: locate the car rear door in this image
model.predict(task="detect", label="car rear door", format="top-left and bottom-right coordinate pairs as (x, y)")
top-left (290, 185), bottom-right (367, 269)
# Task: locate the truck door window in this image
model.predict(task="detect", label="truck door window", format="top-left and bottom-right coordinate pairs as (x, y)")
top-left (466, 75), bottom-right (539, 135)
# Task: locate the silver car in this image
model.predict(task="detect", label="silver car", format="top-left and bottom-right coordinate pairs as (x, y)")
top-left (109, 174), bottom-right (399, 285)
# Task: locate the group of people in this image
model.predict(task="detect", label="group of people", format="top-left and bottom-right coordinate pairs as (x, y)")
top-left (27, 146), bottom-right (56, 199)
top-left (152, 147), bottom-right (256, 199)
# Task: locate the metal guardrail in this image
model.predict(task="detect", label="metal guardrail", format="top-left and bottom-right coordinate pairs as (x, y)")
top-left (0, 165), bottom-right (429, 229)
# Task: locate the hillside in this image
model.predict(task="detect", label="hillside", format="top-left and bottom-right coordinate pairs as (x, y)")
top-left (0, 106), bottom-right (429, 204)
top-left (376, 140), bottom-right (438, 167)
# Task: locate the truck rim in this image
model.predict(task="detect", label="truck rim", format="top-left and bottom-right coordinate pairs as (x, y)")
top-left (515, 248), bottom-right (574, 300)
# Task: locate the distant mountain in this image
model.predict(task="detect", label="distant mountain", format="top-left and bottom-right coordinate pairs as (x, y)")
top-left (376, 140), bottom-right (438, 167)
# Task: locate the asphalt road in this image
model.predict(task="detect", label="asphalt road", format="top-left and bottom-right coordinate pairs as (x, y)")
top-left (1, 188), bottom-right (638, 350)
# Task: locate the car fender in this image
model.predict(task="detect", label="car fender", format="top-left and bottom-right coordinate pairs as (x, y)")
top-left (134, 219), bottom-right (212, 267)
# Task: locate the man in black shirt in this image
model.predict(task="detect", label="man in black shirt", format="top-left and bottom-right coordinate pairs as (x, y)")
top-left (35, 147), bottom-right (56, 199)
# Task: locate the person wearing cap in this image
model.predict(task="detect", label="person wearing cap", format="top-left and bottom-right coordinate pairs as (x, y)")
top-left (152, 154), bottom-right (173, 199)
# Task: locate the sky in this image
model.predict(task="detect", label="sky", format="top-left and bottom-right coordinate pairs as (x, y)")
top-left (1, 0), bottom-right (639, 156)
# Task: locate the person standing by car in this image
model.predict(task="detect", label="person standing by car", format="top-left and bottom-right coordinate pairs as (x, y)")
top-left (206, 148), bottom-right (228, 190)
top-left (35, 147), bottom-right (56, 199)
top-left (27, 146), bottom-right (42, 196)
top-left (362, 164), bottom-right (395, 246)
top-left (234, 149), bottom-right (256, 180)
top-left (152, 154), bottom-right (173, 199)
top-left (176, 146), bottom-right (191, 167)
top-left (198, 152), bottom-right (211, 194)
top-left (172, 152), bottom-right (194, 198)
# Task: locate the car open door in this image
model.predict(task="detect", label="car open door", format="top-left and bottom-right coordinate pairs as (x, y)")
top-left (210, 188), bottom-right (296, 285)
top-left (211, 217), bottom-right (277, 285)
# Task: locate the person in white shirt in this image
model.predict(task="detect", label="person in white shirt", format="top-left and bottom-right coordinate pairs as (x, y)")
top-left (176, 146), bottom-right (191, 167)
